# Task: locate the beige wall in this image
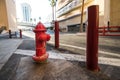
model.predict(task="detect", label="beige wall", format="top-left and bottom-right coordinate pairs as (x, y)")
top-left (94, 0), bottom-right (105, 27)
top-left (57, 0), bottom-right (70, 10)
top-left (104, 0), bottom-right (110, 26)
top-left (57, 0), bottom-right (93, 20)
top-left (0, 0), bottom-right (9, 29)
top-left (59, 15), bottom-right (81, 28)
top-left (0, 0), bottom-right (17, 31)
top-left (59, 14), bottom-right (86, 32)
top-left (57, 0), bottom-right (93, 32)
top-left (57, 0), bottom-right (120, 32)
top-left (110, 0), bottom-right (120, 26)
top-left (6, 0), bottom-right (17, 31)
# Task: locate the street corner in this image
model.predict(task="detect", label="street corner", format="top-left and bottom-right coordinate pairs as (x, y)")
top-left (0, 51), bottom-right (119, 80)
top-left (10, 56), bottom-right (87, 80)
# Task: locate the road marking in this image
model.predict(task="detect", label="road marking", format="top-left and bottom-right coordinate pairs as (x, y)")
top-left (48, 41), bottom-right (120, 57)
top-left (15, 49), bottom-right (35, 56)
top-left (14, 49), bottom-right (120, 67)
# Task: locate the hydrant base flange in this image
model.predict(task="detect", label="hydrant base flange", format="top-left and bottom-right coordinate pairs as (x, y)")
top-left (32, 53), bottom-right (49, 63)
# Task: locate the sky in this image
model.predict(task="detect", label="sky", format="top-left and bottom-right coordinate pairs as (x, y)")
top-left (16, 0), bottom-right (52, 23)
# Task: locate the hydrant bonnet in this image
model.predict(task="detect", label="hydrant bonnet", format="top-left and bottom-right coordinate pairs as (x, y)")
top-left (34, 22), bottom-right (46, 32)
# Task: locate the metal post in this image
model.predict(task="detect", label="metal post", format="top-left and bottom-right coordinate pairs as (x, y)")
top-left (103, 26), bottom-right (105, 36)
top-left (87, 5), bottom-right (100, 71)
top-left (107, 21), bottom-right (110, 31)
top-left (19, 29), bottom-right (22, 38)
top-left (80, 0), bottom-right (85, 32)
top-left (54, 21), bottom-right (59, 49)
top-left (52, 6), bottom-right (55, 21)
top-left (9, 30), bottom-right (12, 38)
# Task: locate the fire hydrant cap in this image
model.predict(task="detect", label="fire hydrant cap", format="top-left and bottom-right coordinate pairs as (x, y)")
top-left (34, 22), bottom-right (46, 32)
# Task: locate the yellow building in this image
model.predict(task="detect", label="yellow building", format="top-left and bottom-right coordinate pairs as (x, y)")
top-left (109, 0), bottom-right (120, 26)
top-left (56, 0), bottom-right (120, 32)
top-left (0, 0), bottom-right (17, 32)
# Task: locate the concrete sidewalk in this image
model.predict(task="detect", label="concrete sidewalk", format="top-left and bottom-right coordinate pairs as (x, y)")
top-left (0, 44), bottom-right (119, 80)
top-left (0, 38), bottom-right (23, 69)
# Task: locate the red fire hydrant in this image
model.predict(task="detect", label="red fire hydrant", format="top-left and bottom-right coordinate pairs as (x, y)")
top-left (32, 22), bottom-right (51, 63)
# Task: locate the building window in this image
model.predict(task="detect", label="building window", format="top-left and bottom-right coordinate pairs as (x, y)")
top-left (21, 3), bottom-right (31, 22)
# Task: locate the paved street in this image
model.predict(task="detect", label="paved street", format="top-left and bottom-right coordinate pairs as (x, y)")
top-left (0, 30), bottom-right (120, 80)
top-left (22, 30), bottom-right (120, 59)
top-left (50, 33), bottom-right (120, 59)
